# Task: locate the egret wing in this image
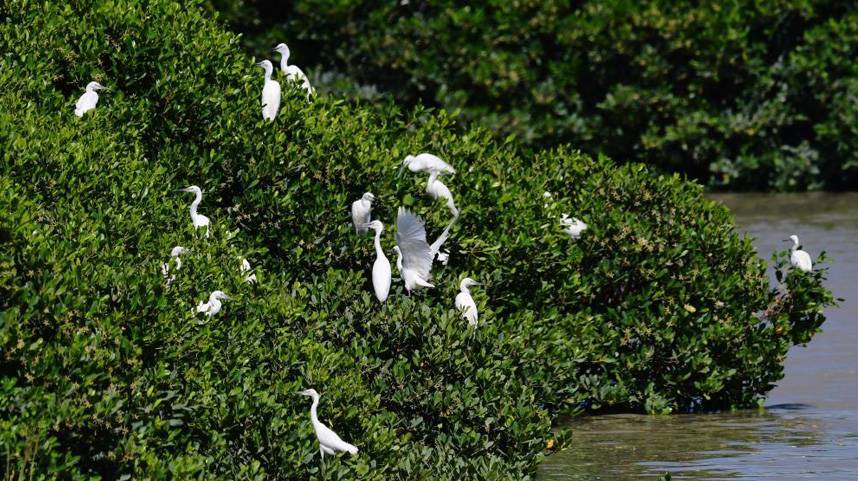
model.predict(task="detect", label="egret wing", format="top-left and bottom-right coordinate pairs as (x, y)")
top-left (430, 216), bottom-right (457, 255)
top-left (315, 421), bottom-right (359, 454)
top-left (395, 208), bottom-right (433, 279)
top-left (75, 91), bottom-right (98, 115)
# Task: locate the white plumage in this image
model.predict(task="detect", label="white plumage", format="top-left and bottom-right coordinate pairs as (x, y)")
top-left (560, 214), bottom-right (587, 239)
top-left (273, 43), bottom-right (315, 98)
top-left (788, 234), bottom-right (812, 272)
top-left (400, 153), bottom-right (455, 176)
top-left (426, 172), bottom-right (459, 217)
top-left (351, 192), bottom-right (375, 234)
top-left (299, 388), bottom-right (358, 460)
top-left (367, 220), bottom-right (391, 303)
top-left (455, 277), bottom-right (481, 326)
top-left (161, 246), bottom-right (188, 285)
top-left (179, 186), bottom-right (211, 238)
top-left (74, 81), bottom-right (106, 117)
top-left (429, 216), bottom-right (456, 265)
top-left (256, 60), bottom-right (281, 121)
top-left (240, 258), bottom-right (257, 283)
top-left (394, 208), bottom-right (435, 293)
top-left (196, 290), bottom-right (229, 317)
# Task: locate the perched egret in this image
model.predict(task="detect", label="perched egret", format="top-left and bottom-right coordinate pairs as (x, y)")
top-left (196, 290), bottom-right (229, 316)
top-left (429, 216), bottom-right (456, 265)
top-left (394, 208), bottom-right (435, 293)
top-left (179, 186), bottom-right (211, 238)
top-left (455, 278), bottom-right (482, 326)
top-left (162, 246), bottom-right (188, 285)
top-left (256, 60), bottom-right (281, 121)
top-left (272, 43), bottom-right (314, 98)
top-left (366, 220), bottom-right (392, 303)
top-left (426, 172), bottom-right (459, 217)
top-left (241, 258), bottom-right (257, 283)
top-left (74, 81), bottom-right (106, 117)
top-left (560, 214), bottom-right (587, 239)
top-left (298, 388), bottom-right (359, 459)
top-left (399, 153), bottom-right (455, 176)
top-left (351, 192), bottom-right (375, 234)
top-left (786, 235), bottom-right (812, 272)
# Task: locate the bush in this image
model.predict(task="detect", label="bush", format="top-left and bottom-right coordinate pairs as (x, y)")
top-left (0, 0), bottom-right (835, 479)
top-left (211, 0), bottom-right (858, 191)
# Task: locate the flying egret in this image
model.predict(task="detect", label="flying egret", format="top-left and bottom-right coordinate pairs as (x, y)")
top-left (256, 60), bottom-right (281, 121)
top-left (786, 235), bottom-right (812, 272)
top-left (179, 186), bottom-right (211, 238)
top-left (399, 153), bottom-right (455, 176)
top-left (351, 192), bottom-right (375, 234)
top-left (394, 208), bottom-right (435, 293)
top-left (74, 81), bottom-right (106, 117)
top-left (426, 172), bottom-right (459, 217)
top-left (298, 388), bottom-right (359, 460)
top-left (272, 43), bottom-right (314, 98)
top-left (240, 258), bottom-right (257, 283)
top-left (196, 290), bottom-right (229, 317)
top-left (560, 214), bottom-right (587, 239)
top-left (429, 216), bottom-right (456, 265)
top-left (366, 220), bottom-right (391, 303)
top-left (455, 278), bottom-right (482, 326)
top-left (161, 246), bottom-right (188, 285)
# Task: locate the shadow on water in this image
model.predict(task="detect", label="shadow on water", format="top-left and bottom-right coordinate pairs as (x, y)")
top-left (539, 193), bottom-right (858, 481)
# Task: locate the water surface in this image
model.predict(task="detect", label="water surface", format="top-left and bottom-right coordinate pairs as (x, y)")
top-left (539, 193), bottom-right (858, 481)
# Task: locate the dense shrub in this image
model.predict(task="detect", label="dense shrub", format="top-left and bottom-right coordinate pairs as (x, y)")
top-left (211, 0), bottom-right (858, 191)
top-left (0, 0), bottom-right (835, 479)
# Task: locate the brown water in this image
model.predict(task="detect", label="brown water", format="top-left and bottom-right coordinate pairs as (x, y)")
top-left (539, 193), bottom-right (858, 481)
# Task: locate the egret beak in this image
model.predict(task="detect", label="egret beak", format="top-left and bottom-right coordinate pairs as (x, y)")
top-left (782, 239), bottom-right (790, 242)
top-left (397, 163), bottom-right (407, 176)
top-left (472, 281), bottom-right (482, 286)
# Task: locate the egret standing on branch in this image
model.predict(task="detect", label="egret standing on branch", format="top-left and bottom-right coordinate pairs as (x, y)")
top-left (196, 290), bottom-right (229, 317)
top-left (561, 214), bottom-right (587, 239)
top-left (455, 278), bottom-right (482, 326)
top-left (786, 235), bottom-right (812, 272)
top-left (395, 208), bottom-right (435, 293)
top-left (273, 43), bottom-right (314, 98)
top-left (400, 153), bottom-right (456, 176)
top-left (256, 60), bottom-right (281, 121)
top-left (367, 220), bottom-right (391, 303)
top-left (74, 81), bottom-right (106, 117)
top-left (179, 186), bottom-right (211, 238)
top-left (426, 172), bottom-right (459, 217)
top-left (299, 389), bottom-right (358, 460)
top-left (351, 192), bottom-right (375, 234)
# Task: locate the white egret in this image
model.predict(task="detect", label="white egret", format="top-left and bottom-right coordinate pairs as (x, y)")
top-left (179, 186), bottom-right (211, 238)
top-left (560, 214), bottom-right (587, 239)
top-left (298, 388), bottom-right (359, 459)
top-left (272, 43), bottom-right (314, 98)
top-left (196, 290), bottom-right (229, 317)
top-left (455, 278), bottom-right (482, 326)
top-left (351, 192), bottom-right (375, 234)
top-left (399, 153), bottom-right (455, 176)
top-left (74, 81), bottom-right (106, 117)
top-left (366, 220), bottom-right (391, 303)
top-left (394, 208), bottom-right (435, 293)
top-left (426, 172), bottom-right (459, 217)
top-left (256, 60), bottom-right (281, 121)
top-left (240, 258), bottom-right (257, 283)
top-left (786, 235), bottom-right (812, 272)
top-left (429, 216), bottom-right (456, 265)
top-left (161, 246), bottom-right (188, 285)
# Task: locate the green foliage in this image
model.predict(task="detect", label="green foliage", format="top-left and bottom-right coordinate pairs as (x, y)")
top-left (0, 0), bottom-right (835, 479)
top-left (212, 0), bottom-right (858, 191)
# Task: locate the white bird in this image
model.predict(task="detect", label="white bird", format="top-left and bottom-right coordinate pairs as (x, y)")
top-left (394, 208), bottom-right (435, 293)
top-left (366, 220), bottom-right (391, 303)
top-left (429, 216), bottom-right (456, 265)
top-left (273, 43), bottom-right (314, 98)
top-left (161, 246), bottom-right (188, 285)
top-left (74, 81), bottom-right (106, 117)
top-left (787, 235), bottom-right (812, 272)
top-left (179, 186), bottom-right (211, 238)
top-left (196, 290), bottom-right (229, 317)
top-left (560, 214), bottom-right (587, 239)
top-left (351, 192), bottom-right (375, 234)
top-left (256, 60), bottom-right (281, 121)
top-left (455, 277), bottom-right (482, 326)
top-left (240, 258), bottom-right (257, 283)
top-left (399, 153), bottom-right (455, 176)
top-left (299, 388), bottom-right (358, 460)
top-left (426, 172), bottom-right (459, 217)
